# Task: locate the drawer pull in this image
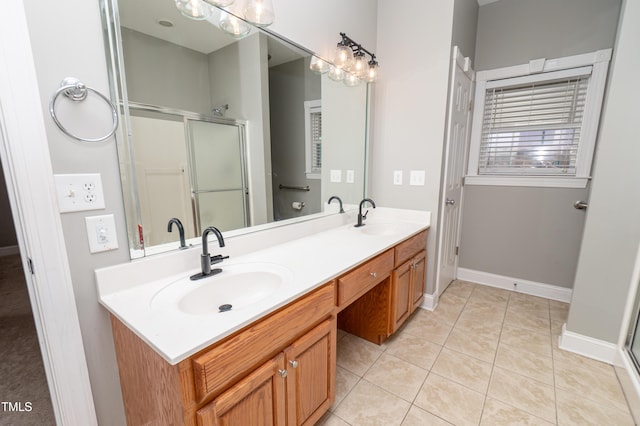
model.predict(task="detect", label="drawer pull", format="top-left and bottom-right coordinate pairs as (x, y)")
top-left (370, 272), bottom-right (377, 278)
top-left (289, 360), bottom-right (298, 368)
top-left (278, 369), bottom-right (288, 378)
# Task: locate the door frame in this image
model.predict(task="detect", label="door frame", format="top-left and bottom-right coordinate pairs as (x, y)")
top-left (434, 46), bottom-right (474, 298)
top-left (0, 1), bottom-right (97, 424)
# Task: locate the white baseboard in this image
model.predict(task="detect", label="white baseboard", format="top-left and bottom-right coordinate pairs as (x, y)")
top-left (457, 268), bottom-right (572, 303)
top-left (0, 245), bottom-right (19, 257)
top-left (419, 293), bottom-right (437, 311)
top-left (558, 323), bottom-right (620, 365)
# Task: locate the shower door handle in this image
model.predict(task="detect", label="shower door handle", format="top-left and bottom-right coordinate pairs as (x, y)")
top-left (573, 201), bottom-right (588, 210)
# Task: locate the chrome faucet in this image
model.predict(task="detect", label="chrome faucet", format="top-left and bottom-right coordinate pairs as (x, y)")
top-left (190, 226), bottom-right (228, 281)
top-left (327, 196), bottom-right (345, 213)
top-left (355, 198), bottom-right (376, 227)
top-left (167, 218), bottom-right (187, 249)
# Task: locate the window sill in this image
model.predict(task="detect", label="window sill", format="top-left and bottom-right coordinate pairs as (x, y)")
top-left (464, 175), bottom-right (589, 188)
top-left (305, 172), bottom-right (321, 180)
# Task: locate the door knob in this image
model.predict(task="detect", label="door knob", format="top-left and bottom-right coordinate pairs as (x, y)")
top-left (573, 201), bottom-right (588, 210)
top-left (446, 198), bottom-right (455, 206)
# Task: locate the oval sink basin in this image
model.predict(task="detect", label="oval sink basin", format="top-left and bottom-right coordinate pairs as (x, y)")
top-left (354, 222), bottom-right (416, 237)
top-left (150, 262), bottom-right (293, 315)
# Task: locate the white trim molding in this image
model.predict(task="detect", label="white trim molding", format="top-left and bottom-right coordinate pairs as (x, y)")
top-left (420, 293), bottom-right (438, 311)
top-left (616, 348), bottom-right (640, 424)
top-left (559, 323), bottom-right (620, 365)
top-left (457, 267), bottom-right (573, 302)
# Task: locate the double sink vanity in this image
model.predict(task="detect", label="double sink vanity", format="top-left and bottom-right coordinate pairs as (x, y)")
top-left (96, 207), bottom-right (430, 425)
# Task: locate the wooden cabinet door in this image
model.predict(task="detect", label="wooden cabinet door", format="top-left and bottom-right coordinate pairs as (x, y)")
top-left (410, 250), bottom-right (427, 311)
top-left (284, 318), bottom-right (336, 426)
top-left (391, 260), bottom-right (412, 333)
top-left (196, 354), bottom-right (286, 426)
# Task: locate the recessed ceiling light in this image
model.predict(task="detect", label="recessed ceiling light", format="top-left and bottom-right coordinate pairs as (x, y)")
top-left (157, 19), bottom-right (174, 28)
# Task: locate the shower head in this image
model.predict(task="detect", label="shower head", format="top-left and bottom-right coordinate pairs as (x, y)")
top-left (212, 104), bottom-right (229, 117)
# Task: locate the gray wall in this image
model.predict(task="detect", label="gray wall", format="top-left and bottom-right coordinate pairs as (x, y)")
top-left (459, 0), bottom-right (621, 288)
top-left (452, 0), bottom-right (478, 62)
top-left (474, 0), bottom-right (621, 71)
top-left (567, 0), bottom-right (640, 344)
top-left (121, 27), bottom-right (212, 114)
top-left (0, 162), bottom-right (18, 248)
top-left (269, 58), bottom-right (322, 220)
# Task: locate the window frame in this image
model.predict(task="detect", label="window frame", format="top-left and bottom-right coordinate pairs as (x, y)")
top-left (466, 49), bottom-right (612, 188)
top-left (304, 99), bottom-right (322, 180)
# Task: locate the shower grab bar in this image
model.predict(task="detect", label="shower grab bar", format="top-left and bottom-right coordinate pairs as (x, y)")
top-left (49, 77), bottom-right (118, 143)
top-left (279, 184), bottom-right (310, 191)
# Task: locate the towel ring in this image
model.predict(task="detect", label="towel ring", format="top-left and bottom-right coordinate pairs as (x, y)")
top-left (49, 77), bottom-right (118, 143)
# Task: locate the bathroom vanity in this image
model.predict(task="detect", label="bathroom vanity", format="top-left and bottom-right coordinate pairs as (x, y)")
top-left (96, 208), bottom-right (429, 425)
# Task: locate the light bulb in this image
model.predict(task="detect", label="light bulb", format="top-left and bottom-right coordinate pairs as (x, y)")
top-left (366, 60), bottom-right (379, 82)
top-left (334, 44), bottom-right (353, 70)
top-left (328, 65), bottom-right (345, 82)
top-left (175, 0), bottom-right (212, 20)
top-left (309, 56), bottom-right (330, 75)
top-left (244, 0), bottom-right (275, 26)
top-left (343, 73), bottom-right (361, 87)
top-left (219, 10), bottom-right (251, 37)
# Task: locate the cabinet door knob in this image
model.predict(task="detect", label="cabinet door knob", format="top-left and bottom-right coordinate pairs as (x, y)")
top-left (289, 360), bottom-right (298, 368)
top-left (370, 272), bottom-right (377, 278)
top-left (278, 369), bottom-right (287, 378)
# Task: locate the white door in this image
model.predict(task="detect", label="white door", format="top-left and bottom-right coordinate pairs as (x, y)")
top-left (436, 46), bottom-right (474, 296)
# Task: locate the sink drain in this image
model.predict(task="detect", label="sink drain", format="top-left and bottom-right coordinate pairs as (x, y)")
top-left (218, 304), bottom-right (232, 313)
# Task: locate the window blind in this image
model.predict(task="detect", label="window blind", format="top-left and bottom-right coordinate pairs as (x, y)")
top-left (310, 110), bottom-right (322, 172)
top-left (479, 68), bottom-right (591, 176)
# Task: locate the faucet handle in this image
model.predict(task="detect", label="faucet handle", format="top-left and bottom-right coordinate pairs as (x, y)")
top-left (210, 254), bottom-right (229, 265)
top-left (362, 209), bottom-right (370, 220)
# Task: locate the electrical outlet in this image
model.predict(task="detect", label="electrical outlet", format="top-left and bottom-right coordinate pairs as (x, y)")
top-left (330, 169), bottom-right (342, 183)
top-left (393, 170), bottom-right (403, 185)
top-left (55, 173), bottom-right (105, 212)
top-left (85, 214), bottom-right (118, 253)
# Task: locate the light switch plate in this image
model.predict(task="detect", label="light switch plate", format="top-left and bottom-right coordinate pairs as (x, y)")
top-left (85, 214), bottom-right (118, 253)
top-left (330, 169), bottom-right (342, 183)
top-left (346, 170), bottom-right (355, 183)
top-left (54, 173), bottom-right (105, 213)
top-left (409, 170), bottom-right (426, 186)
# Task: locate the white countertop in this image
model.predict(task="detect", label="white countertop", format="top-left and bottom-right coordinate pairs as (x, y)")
top-left (96, 207), bottom-right (430, 365)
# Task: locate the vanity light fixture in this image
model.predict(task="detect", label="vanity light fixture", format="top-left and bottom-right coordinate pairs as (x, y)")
top-left (219, 8), bottom-right (251, 37)
top-left (332, 33), bottom-right (380, 85)
top-left (327, 65), bottom-right (346, 82)
top-left (203, 0), bottom-right (235, 6)
top-left (309, 56), bottom-right (330, 75)
top-left (175, 0), bottom-right (212, 20)
top-left (243, 0), bottom-right (275, 27)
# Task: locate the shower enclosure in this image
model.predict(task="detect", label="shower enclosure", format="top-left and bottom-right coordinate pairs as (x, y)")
top-left (128, 104), bottom-right (248, 247)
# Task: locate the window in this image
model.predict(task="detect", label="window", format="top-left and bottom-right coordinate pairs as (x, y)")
top-left (304, 100), bottom-right (322, 179)
top-left (467, 50), bottom-right (611, 188)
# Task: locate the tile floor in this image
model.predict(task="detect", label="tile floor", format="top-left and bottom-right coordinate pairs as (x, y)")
top-left (318, 280), bottom-right (637, 426)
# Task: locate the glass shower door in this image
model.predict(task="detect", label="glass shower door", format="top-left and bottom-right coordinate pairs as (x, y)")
top-left (187, 119), bottom-right (248, 233)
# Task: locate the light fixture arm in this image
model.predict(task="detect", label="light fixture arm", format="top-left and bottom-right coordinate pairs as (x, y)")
top-left (339, 32), bottom-right (377, 63)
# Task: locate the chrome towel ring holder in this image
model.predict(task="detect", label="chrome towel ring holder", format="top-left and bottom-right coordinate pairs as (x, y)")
top-left (49, 77), bottom-right (118, 143)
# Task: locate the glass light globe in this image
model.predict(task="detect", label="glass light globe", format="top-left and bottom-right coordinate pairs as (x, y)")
top-left (366, 60), bottom-right (379, 82)
top-left (343, 73), bottom-right (361, 87)
top-left (351, 51), bottom-right (368, 78)
top-left (334, 44), bottom-right (353, 70)
top-left (309, 56), bottom-right (330, 75)
top-left (244, 0), bottom-right (275, 27)
top-left (328, 65), bottom-right (345, 82)
top-left (175, 0), bottom-right (212, 20)
top-left (219, 10), bottom-right (251, 37)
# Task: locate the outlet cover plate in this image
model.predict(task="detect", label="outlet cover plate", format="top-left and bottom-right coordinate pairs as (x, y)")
top-left (393, 170), bottom-right (403, 185)
top-left (54, 173), bottom-right (105, 212)
top-left (330, 169), bottom-right (342, 183)
top-left (409, 170), bottom-right (426, 186)
top-left (346, 170), bottom-right (355, 183)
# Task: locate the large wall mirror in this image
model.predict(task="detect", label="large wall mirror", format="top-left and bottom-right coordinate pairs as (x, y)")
top-left (101, 0), bottom-right (371, 258)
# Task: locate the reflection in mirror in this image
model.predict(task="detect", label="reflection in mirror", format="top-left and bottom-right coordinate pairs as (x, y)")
top-left (101, 0), bottom-right (370, 258)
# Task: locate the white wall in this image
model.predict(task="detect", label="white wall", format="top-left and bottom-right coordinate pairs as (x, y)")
top-left (567, 0), bottom-right (640, 344)
top-left (372, 0), bottom-right (455, 294)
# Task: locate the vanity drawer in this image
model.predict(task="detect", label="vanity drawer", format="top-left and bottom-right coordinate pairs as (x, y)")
top-left (337, 249), bottom-right (394, 307)
top-left (395, 230), bottom-right (428, 267)
top-left (190, 282), bottom-right (335, 403)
